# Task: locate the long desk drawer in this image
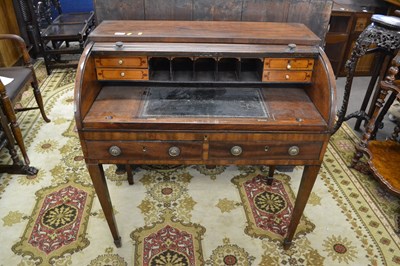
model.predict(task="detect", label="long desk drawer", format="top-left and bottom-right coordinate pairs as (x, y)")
top-left (208, 141), bottom-right (322, 160)
top-left (86, 141), bottom-right (203, 160)
top-left (85, 139), bottom-right (322, 162)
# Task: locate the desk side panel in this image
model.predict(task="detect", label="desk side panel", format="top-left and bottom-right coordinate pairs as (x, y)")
top-left (75, 42), bottom-right (102, 129)
top-left (75, 42), bottom-right (102, 156)
top-left (306, 48), bottom-right (337, 131)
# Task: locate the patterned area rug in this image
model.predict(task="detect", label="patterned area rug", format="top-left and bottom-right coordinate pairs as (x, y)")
top-left (0, 61), bottom-right (399, 265)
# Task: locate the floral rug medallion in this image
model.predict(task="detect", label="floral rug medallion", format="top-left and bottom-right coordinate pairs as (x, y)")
top-left (130, 210), bottom-right (205, 265)
top-left (232, 170), bottom-right (315, 241)
top-left (11, 179), bottom-right (94, 264)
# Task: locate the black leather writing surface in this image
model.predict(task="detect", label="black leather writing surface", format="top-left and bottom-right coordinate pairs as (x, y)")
top-left (141, 87), bottom-right (269, 118)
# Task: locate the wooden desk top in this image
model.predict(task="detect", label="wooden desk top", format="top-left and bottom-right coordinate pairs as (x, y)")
top-left (88, 20), bottom-right (321, 46)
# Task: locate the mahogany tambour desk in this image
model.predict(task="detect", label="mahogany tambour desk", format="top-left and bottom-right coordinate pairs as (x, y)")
top-left (74, 21), bottom-right (336, 249)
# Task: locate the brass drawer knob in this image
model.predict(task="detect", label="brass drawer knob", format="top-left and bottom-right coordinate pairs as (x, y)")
top-left (288, 146), bottom-right (300, 156)
top-left (285, 74), bottom-right (290, 80)
top-left (120, 72), bottom-right (125, 77)
top-left (168, 146), bottom-right (181, 157)
top-left (288, 43), bottom-right (296, 50)
top-left (231, 145), bottom-right (243, 156)
top-left (109, 145), bottom-right (122, 157)
top-left (286, 64), bottom-right (292, 70)
top-left (118, 59), bottom-right (124, 65)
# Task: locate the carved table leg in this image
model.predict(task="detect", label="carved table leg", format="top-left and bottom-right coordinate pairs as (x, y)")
top-left (353, 53), bottom-right (389, 131)
top-left (356, 53), bottom-right (393, 132)
top-left (351, 59), bottom-right (399, 168)
top-left (283, 165), bottom-right (320, 249)
top-left (371, 92), bottom-right (397, 139)
top-left (87, 163), bottom-right (121, 247)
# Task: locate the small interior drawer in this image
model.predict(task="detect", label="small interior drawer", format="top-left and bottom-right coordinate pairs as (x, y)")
top-left (262, 71), bottom-right (312, 82)
top-left (95, 56), bottom-right (148, 68)
top-left (96, 68), bottom-right (149, 80)
top-left (264, 58), bottom-right (314, 70)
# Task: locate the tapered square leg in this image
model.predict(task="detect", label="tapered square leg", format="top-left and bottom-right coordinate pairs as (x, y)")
top-left (283, 165), bottom-right (320, 249)
top-left (87, 163), bottom-right (122, 247)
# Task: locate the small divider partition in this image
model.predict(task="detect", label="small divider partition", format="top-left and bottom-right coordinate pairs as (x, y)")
top-left (148, 57), bottom-right (263, 82)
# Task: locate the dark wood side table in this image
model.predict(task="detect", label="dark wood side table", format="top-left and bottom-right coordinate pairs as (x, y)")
top-left (334, 14), bottom-right (400, 134)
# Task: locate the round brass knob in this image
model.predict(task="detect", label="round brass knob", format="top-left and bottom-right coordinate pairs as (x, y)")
top-left (288, 43), bottom-right (297, 50)
top-left (285, 74), bottom-right (290, 80)
top-left (109, 145), bottom-right (122, 157)
top-left (286, 64), bottom-right (292, 70)
top-left (168, 146), bottom-right (181, 157)
top-left (120, 72), bottom-right (125, 77)
top-left (230, 145), bottom-right (243, 156)
top-left (288, 146), bottom-right (300, 156)
top-left (118, 59), bottom-right (123, 65)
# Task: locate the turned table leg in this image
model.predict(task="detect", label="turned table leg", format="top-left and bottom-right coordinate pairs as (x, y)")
top-left (87, 163), bottom-right (122, 247)
top-left (283, 165), bottom-right (320, 249)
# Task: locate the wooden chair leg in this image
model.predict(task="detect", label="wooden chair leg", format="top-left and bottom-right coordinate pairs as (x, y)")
top-left (0, 112), bottom-right (38, 175)
top-left (31, 73), bottom-right (51, 122)
top-left (0, 83), bottom-right (30, 165)
top-left (1, 110), bottom-right (21, 166)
